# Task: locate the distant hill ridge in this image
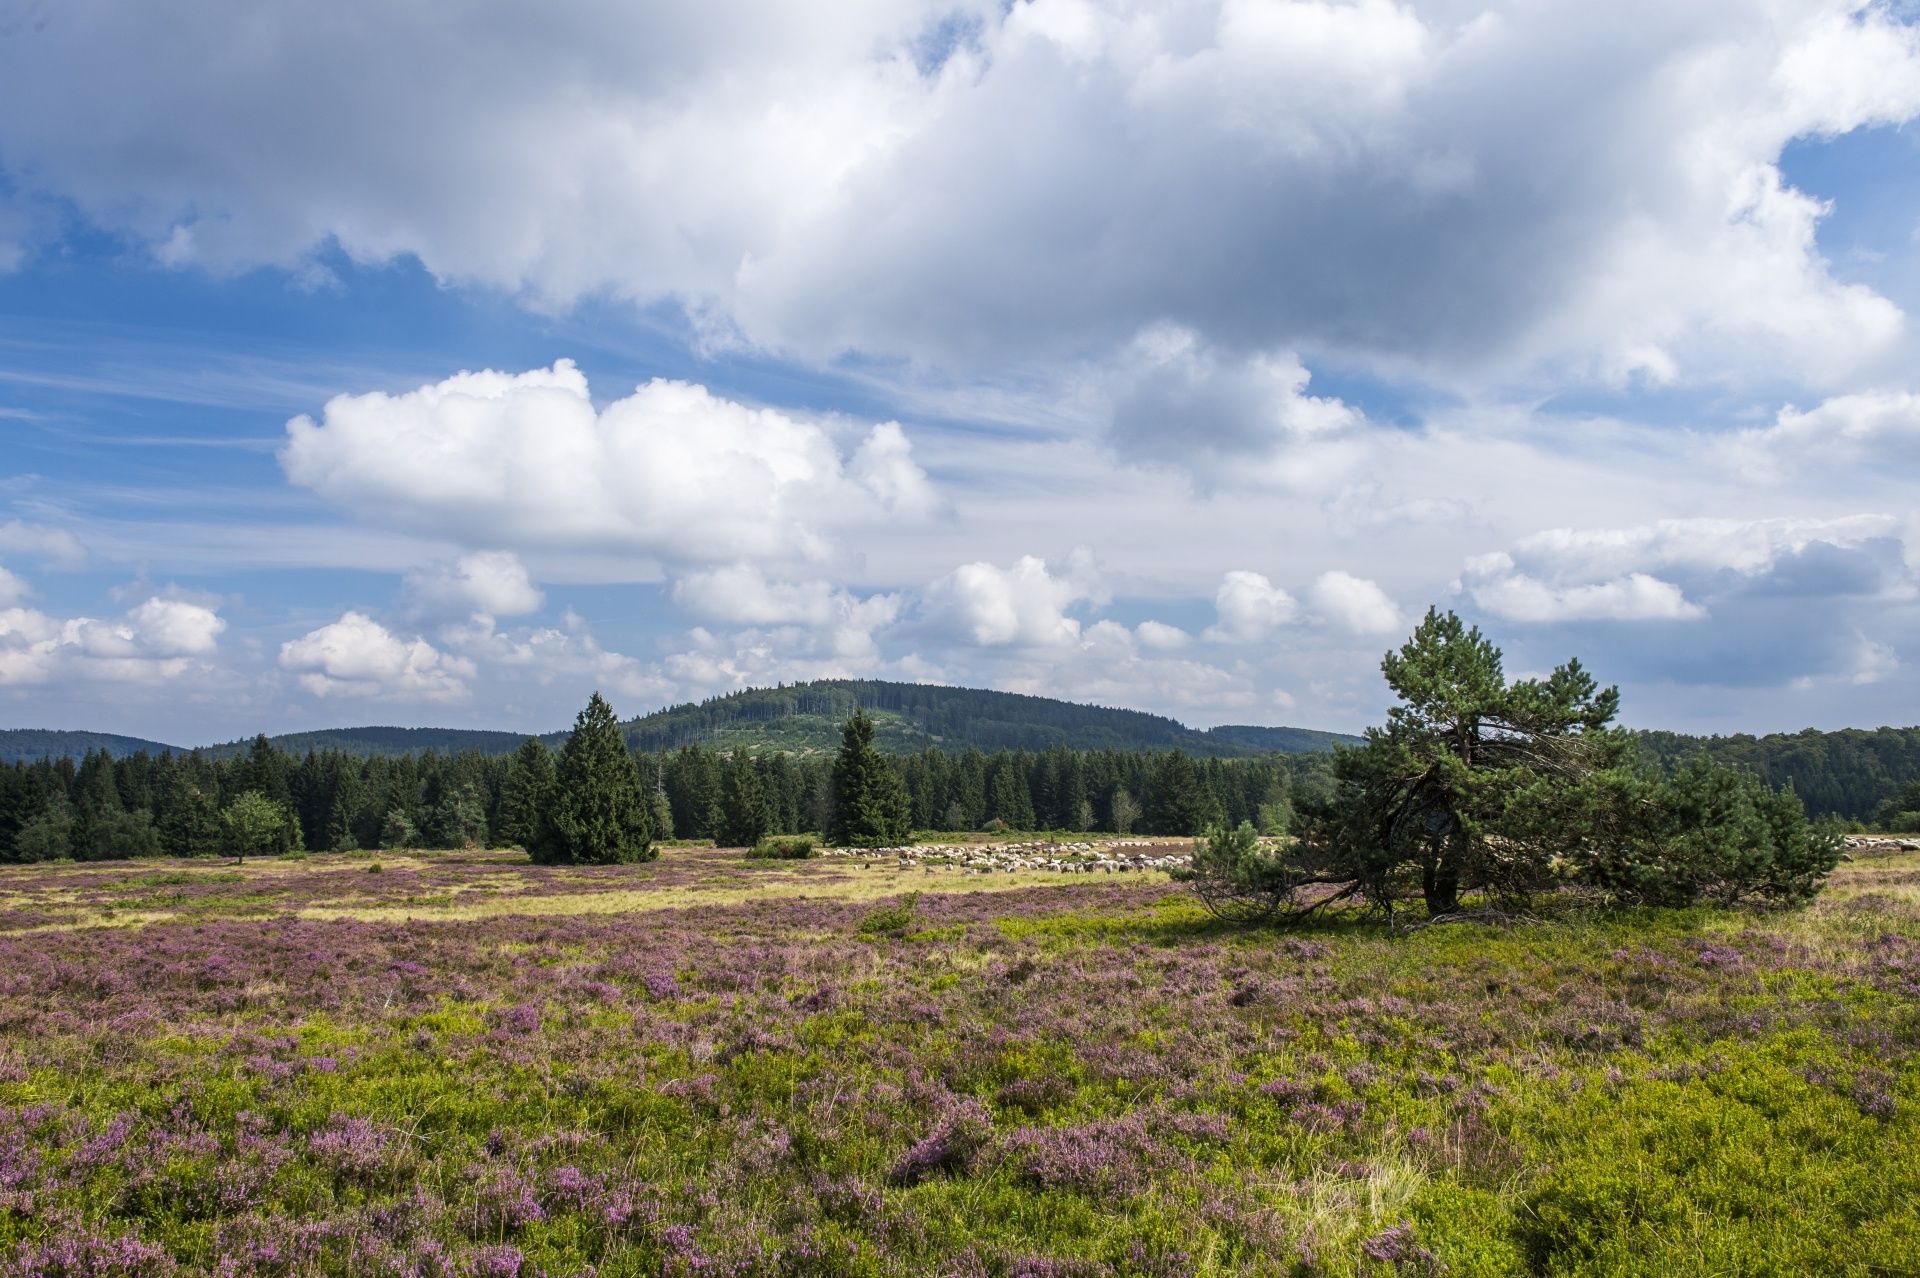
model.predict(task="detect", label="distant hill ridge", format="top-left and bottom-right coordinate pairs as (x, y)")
top-left (602, 679), bottom-right (1362, 756)
top-left (0, 729), bottom-right (182, 765)
top-left (0, 679), bottom-right (1362, 762)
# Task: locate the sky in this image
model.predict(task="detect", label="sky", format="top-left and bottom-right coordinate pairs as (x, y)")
top-left (1, 0), bottom-right (1918, 746)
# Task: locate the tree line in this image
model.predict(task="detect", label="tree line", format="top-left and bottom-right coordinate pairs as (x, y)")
top-left (0, 695), bottom-right (1318, 864)
top-left (1636, 725), bottom-right (1920, 825)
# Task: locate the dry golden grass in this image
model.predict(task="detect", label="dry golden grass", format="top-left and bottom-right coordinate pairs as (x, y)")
top-left (0, 845), bottom-right (1167, 932)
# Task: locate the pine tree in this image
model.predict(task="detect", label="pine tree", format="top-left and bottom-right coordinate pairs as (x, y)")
top-left (539, 693), bottom-right (653, 865)
top-left (718, 750), bottom-right (770, 848)
top-left (828, 710), bottom-right (911, 848)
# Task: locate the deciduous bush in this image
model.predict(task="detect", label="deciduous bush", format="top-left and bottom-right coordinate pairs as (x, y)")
top-left (747, 835), bottom-right (816, 860)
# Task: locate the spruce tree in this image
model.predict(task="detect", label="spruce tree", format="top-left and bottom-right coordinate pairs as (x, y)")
top-left (539, 693), bottom-right (653, 865)
top-left (497, 737), bottom-right (557, 850)
top-left (828, 710), bottom-right (911, 848)
top-left (718, 750), bottom-right (770, 848)
top-left (1146, 750), bottom-right (1213, 835)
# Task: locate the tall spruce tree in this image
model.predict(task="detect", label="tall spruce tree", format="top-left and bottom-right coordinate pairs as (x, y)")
top-left (537, 693), bottom-right (653, 865)
top-left (718, 750), bottom-right (770, 848)
top-left (497, 737), bottom-right (557, 850)
top-left (828, 709), bottom-right (911, 848)
top-left (1146, 750), bottom-right (1215, 835)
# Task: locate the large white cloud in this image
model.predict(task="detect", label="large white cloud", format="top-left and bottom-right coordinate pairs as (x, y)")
top-left (281, 361), bottom-right (933, 569)
top-left (3, 1), bottom-right (1915, 393)
top-left (1103, 325), bottom-right (1367, 482)
top-left (0, 595), bottom-right (226, 685)
top-left (279, 612), bottom-right (474, 701)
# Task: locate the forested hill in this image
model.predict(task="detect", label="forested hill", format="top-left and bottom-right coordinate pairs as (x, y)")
top-left (607, 680), bottom-right (1363, 756)
top-left (1637, 725), bottom-right (1920, 821)
top-left (198, 727), bottom-right (533, 760)
top-left (0, 729), bottom-right (182, 764)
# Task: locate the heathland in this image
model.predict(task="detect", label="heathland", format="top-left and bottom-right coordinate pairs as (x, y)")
top-left (2, 841), bottom-right (1916, 1276)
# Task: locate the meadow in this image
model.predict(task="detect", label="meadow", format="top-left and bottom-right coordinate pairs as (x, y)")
top-left (1, 844), bottom-right (1915, 1277)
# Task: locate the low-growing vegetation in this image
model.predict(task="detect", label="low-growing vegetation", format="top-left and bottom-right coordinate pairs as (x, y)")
top-left (748, 835), bottom-right (817, 860)
top-left (0, 842), bottom-right (1914, 1275)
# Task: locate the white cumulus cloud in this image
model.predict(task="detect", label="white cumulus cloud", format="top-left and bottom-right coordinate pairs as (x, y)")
top-left (282, 360), bottom-right (934, 570)
top-left (1205, 571), bottom-right (1298, 644)
top-left (0, 596), bottom-right (225, 685)
top-left (923, 549), bottom-right (1106, 649)
top-left (1306, 571), bottom-right (1402, 635)
top-left (279, 611), bottom-right (474, 701)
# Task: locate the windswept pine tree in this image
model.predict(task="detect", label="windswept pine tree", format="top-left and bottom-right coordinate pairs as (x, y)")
top-left (828, 710), bottom-right (911, 848)
top-left (1182, 609), bottom-right (1843, 924)
top-left (535, 693), bottom-right (653, 865)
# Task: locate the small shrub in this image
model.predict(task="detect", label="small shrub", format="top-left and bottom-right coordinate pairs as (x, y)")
top-left (1174, 821), bottom-right (1308, 923)
top-left (747, 835), bottom-right (817, 860)
top-left (367, 863), bottom-right (383, 875)
top-left (858, 892), bottom-right (919, 938)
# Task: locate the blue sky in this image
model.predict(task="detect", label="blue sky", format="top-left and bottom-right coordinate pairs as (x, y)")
top-left (2, 0), bottom-right (1918, 745)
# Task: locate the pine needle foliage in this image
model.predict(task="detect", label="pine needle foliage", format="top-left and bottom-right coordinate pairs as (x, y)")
top-left (535, 693), bottom-right (653, 865)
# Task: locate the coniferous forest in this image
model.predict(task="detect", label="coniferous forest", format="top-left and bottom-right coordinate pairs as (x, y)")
top-left (0, 727), bottom-right (1311, 863)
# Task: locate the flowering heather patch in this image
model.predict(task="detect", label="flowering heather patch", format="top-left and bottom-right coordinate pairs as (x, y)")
top-left (0, 848), bottom-right (1915, 1274)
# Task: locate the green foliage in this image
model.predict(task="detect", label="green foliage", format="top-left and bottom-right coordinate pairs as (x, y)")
top-left (1569, 755), bottom-right (1843, 906)
top-left (427, 783), bottom-right (489, 849)
top-left (495, 738), bottom-right (556, 849)
top-left (1874, 779), bottom-right (1920, 832)
top-left (222, 790), bottom-right (300, 863)
top-left (1240, 609), bottom-right (1843, 923)
top-left (535, 692), bottom-right (654, 865)
top-left (1145, 749), bottom-right (1220, 836)
top-left (747, 834), bottom-right (817, 859)
top-left (828, 710), bottom-right (912, 848)
top-left (717, 750), bottom-right (771, 848)
top-left (76, 804), bottom-right (164, 860)
top-left (1291, 608), bottom-right (1632, 917)
top-left (857, 891), bottom-right (919, 937)
top-left (1173, 821), bottom-right (1315, 923)
top-left (1639, 723), bottom-right (1920, 822)
top-left (12, 803), bottom-right (74, 862)
top-left (379, 808), bottom-right (417, 850)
